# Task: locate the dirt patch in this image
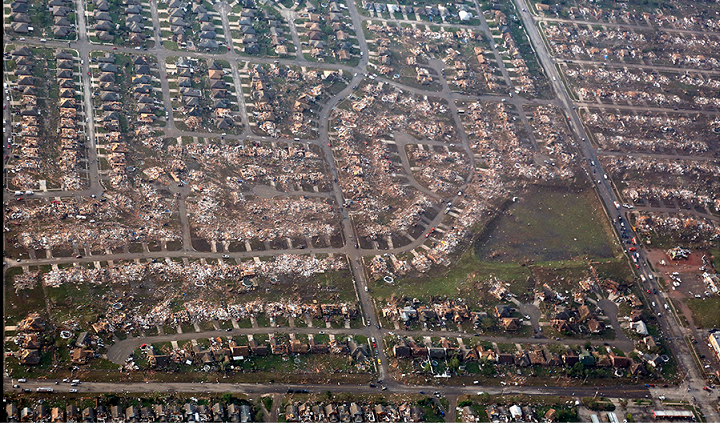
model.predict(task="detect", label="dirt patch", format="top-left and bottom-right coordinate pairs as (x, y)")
top-left (648, 249), bottom-right (710, 272)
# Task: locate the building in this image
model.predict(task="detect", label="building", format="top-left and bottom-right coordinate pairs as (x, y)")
top-left (652, 410), bottom-right (695, 420)
top-left (709, 331), bottom-right (720, 361)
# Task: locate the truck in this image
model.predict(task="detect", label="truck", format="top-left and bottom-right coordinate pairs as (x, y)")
top-left (37, 387), bottom-right (54, 393)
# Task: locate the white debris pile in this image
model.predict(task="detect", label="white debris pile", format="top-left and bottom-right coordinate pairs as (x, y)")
top-left (13, 191), bottom-right (180, 252)
top-left (604, 157), bottom-right (719, 178)
top-left (41, 254), bottom-right (347, 288)
top-left (10, 271), bottom-right (41, 291)
top-left (408, 146), bottom-right (469, 196)
top-left (634, 212), bottom-right (719, 241)
top-left (187, 192), bottom-right (340, 242)
top-left (593, 133), bottom-right (710, 154)
top-left (623, 186), bottom-right (715, 206)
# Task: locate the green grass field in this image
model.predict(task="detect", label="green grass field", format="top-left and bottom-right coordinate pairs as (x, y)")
top-left (476, 186), bottom-right (615, 263)
top-left (373, 185), bottom-right (625, 303)
top-left (685, 297), bottom-right (720, 329)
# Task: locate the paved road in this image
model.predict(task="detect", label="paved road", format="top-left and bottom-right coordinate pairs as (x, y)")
top-left (4, 378), bottom-right (654, 401)
top-left (105, 324), bottom-right (633, 365)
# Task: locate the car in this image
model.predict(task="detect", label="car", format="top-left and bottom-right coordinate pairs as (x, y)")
top-left (22, 389), bottom-right (31, 393)
top-left (381, 386), bottom-right (388, 391)
top-left (647, 289), bottom-right (651, 294)
top-left (223, 254), bottom-right (230, 258)
top-left (16, 197), bottom-right (23, 201)
top-left (13, 384), bottom-right (19, 388)
top-left (70, 388), bottom-right (78, 393)
top-left (369, 383), bottom-right (376, 388)
top-left (75, 254), bottom-right (82, 259)
top-left (87, 71), bottom-right (91, 76)
top-left (112, 47), bottom-right (117, 50)
top-left (419, 391), bottom-right (425, 394)
top-left (226, 328), bottom-right (232, 332)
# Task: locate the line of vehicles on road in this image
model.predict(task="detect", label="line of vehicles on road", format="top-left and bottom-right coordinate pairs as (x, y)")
top-left (12, 378), bottom-right (80, 393)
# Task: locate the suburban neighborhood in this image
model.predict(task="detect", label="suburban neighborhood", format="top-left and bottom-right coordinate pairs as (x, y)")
top-left (2, 0), bottom-right (719, 423)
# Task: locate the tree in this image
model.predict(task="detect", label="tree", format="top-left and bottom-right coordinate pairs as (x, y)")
top-left (449, 357), bottom-right (460, 372)
top-left (555, 408), bottom-right (578, 422)
top-left (480, 360), bottom-right (496, 377)
top-left (221, 393), bottom-right (234, 404)
top-left (423, 362), bottom-right (432, 373)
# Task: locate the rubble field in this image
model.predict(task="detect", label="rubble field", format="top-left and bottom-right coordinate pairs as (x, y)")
top-left (5, 191), bottom-right (181, 256)
top-left (4, 255), bottom-right (357, 335)
top-left (534, 0), bottom-right (718, 33)
top-left (543, 22), bottom-right (719, 70)
top-left (581, 108), bottom-right (720, 155)
top-left (562, 63), bottom-right (719, 111)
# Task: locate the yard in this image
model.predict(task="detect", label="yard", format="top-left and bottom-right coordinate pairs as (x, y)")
top-left (684, 297), bottom-right (720, 330)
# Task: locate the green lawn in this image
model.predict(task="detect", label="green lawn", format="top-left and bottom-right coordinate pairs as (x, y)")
top-left (4, 270), bottom-right (47, 324)
top-left (476, 185), bottom-right (615, 263)
top-left (685, 297), bottom-right (720, 329)
top-left (372, 249), bottom-right (529, 304)
top-left (372, 185), bottom-right (626, 303)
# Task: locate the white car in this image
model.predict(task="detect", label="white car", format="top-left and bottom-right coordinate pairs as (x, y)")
top-left (69, 388), bottom-right (78, 393)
